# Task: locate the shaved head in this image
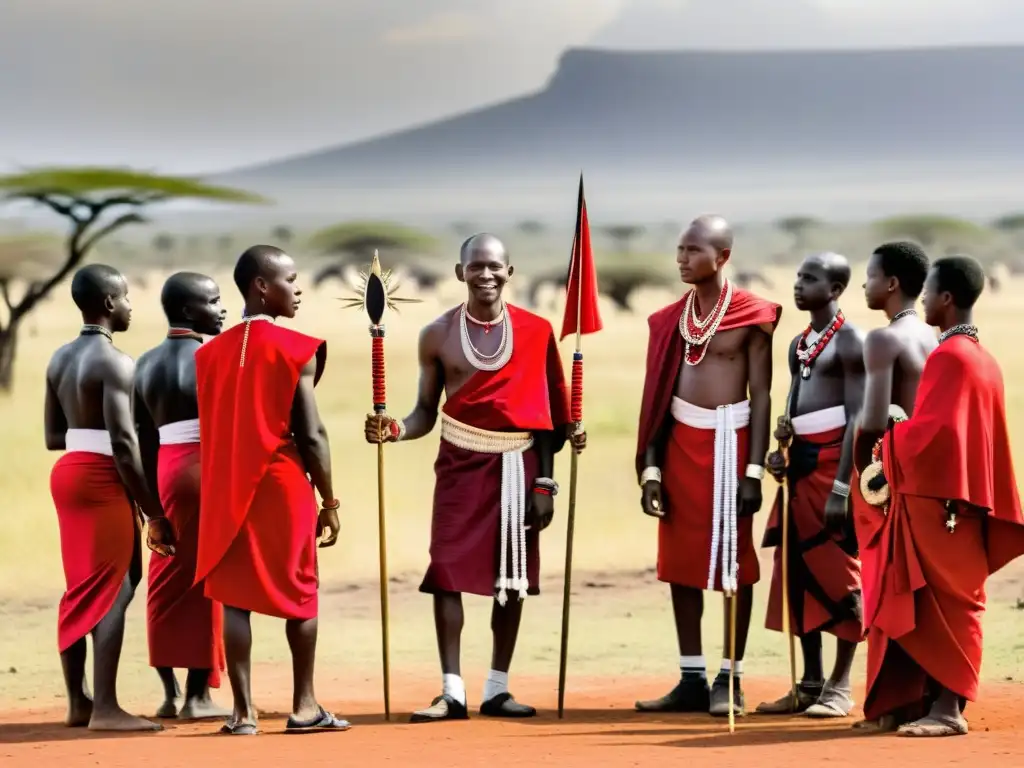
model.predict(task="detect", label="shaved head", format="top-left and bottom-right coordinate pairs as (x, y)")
top-left (687, 214), bottom-right (734, 253)
top-left (233, 244), bottom-right (288, 297)
top-left (161, 272), bottom-right (217, 324)
top-left (70, 263), bottom-right (126, 315)
top-left (460, 233), bottom-right (508, 265)
top-left (804, 251), bottom-right (851, 290)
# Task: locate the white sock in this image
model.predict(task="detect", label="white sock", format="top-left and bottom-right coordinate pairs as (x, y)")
top-left (482, 669), bottom-right (509, 702)
top-left (720, 659), bottom-right (744, 676)
top-left (442, 673), bottom-right (466, 705)
top-left (680, 655), bottom-right (707, 678)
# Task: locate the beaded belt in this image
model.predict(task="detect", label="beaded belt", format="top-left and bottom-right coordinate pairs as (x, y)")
top-left (440, 413), bottom-right (534, 605)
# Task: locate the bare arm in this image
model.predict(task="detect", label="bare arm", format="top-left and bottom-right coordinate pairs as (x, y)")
top-left (855, 330), bottom-right (896, 471)
top-left (397, 323), bottom-right (445, 441)
top-left (292, 346), bottom-right (334, 503)
top-left (746, 327), bottom-right (774, 468)
top-left (102, 354), bottom-right (163, 520)
top-left (835, 328), bottom-right (866, 486)
top-left (133, 379), bottom-right (160, 507)
top-left (44, 369), bottom-right (67, 451)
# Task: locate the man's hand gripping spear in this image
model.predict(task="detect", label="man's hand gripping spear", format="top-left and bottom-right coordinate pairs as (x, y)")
top-left (341, 250), bottom-right (420, 721)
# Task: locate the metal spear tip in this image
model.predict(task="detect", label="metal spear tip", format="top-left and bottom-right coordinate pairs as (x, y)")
top-left (370, 248), bottom-right (382, 278)
top-left (365, 270), bottom-right (387, 326)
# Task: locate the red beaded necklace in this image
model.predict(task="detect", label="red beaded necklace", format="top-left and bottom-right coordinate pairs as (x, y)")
top-left (796, 309), bottom-right (844, 379)
top-left (166, 327), bottom-right (204, 342)
top-left (678, 279), bottom-right (733, 366)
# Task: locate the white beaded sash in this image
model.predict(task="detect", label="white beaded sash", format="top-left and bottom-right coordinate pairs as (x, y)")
top-left (158, 418), bottom-right (200, 445)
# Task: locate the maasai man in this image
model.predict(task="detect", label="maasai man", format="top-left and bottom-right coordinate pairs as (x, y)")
top-left (134, 272), bottom-right (229, 720)
top-left (634, 216), bottom-right (781, 717)
top-left (859, 255), bottom-right (1024, 736)
top-left (45, 264), bottom-right (174, 731)
top-left (756, 252), bottom-right (865, 717)
top-left (194, 245), bottom-right (347, 736)
top-left (364, 233), bottom-right (583, 723)
top-left (852, 241), bottom-right (935, 730)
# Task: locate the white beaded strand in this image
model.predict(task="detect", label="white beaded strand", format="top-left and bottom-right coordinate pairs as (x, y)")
top-left (460, 303), bottom-right (513, 371)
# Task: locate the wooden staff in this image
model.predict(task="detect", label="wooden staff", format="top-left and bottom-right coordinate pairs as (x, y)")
top-left (728, 589), bottom-right (738, 734)
top-left (774, 380), bottom-right (800, 711)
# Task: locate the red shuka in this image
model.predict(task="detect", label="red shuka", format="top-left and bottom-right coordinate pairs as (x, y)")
top-left (863, 335), bottom-right (1024, 721)
top-left (52, 452), bottom-right (139, 653)
top-left (194, 320), bottom-right (326, 621)
top-left (420, 305), bottom-right (571, 598)
top-left (635, 287), bottom-right (781, 590)
top-left (147, 443), bottom-right (225, 685)
top-left (763, 424), bottom-right (863, 643)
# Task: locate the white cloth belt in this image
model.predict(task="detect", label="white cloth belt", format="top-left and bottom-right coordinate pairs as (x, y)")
top-left (671, 398), bottom-right (748, 594)
top-left (440, 412), bottom-right (534, 605)
top-left (791, 405), bottom-right (847, 436)
top-left (65, 429), bottom-right (113, 456)
top-left (159, 418), bottom-right (200, 445)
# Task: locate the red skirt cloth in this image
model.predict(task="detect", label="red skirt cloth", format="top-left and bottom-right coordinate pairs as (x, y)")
top-left (658, 399), bottom-right (759, 591)
top-left (204, 443), bottom-right (319, 620)
top-left (420, 439), bottom-right (541, 598)
top-left (52, 451), bottom-right (137, 653)
top-left (763, 422), bottom-right (862, 642)
top-left (147, 443), bottom-right (225, 685)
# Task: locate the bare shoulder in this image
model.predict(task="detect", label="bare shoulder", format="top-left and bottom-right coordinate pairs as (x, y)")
top-left (45, 341), bottom-right (74, 383)
top-left (836, 322), bottom-right (866, 356)
top-left (421, 309), bottom-right (457, 346)
top-left (98, 346), bottom-right (136, 388)
top-left (863, 326), bottom-right (899, 367)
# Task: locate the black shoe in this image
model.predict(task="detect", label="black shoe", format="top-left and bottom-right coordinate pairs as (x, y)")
top-left (410, 694), bottom-right (469, 723)
top-left (480, 692), bottom-right (536, 718)
top-left (709, 672), bottom-right (745, 717)
top-left (635, 676), bottom-right (711, 713)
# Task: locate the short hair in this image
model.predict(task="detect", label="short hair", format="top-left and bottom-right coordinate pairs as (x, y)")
top-left (233, 244), bottom-right (285, 296)
top-left (872, 241), bottom-right (929, 298)
top-left (161, 272), bottom-right (212, 323)
top-left (70, 264), bottom-right (124, 314)
top-left (812, 251), bottom-right (851, 289)
top-left (931, 256), bottom-right (986, 309)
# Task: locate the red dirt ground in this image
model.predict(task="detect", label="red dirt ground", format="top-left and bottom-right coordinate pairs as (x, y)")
top-left (1, 674), bottom-right (1021, 767)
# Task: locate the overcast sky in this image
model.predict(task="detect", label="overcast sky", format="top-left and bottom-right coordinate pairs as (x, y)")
top-left (3, 0), bottom-right (1024, 174)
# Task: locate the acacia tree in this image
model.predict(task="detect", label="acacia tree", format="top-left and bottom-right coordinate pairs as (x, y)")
top-left (0, 167), bottom-right (266, 392)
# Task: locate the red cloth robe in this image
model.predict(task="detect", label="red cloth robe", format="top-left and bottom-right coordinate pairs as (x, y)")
top-left (635, 287), bottom-right (781, 591)
top-left (52, 451), bottom-right (140, 653)
top-left (862, 335), bottom-right (1024, 721)
top-left (420, 305), bottom-right (571, 598)
top-left (194, 320), bottom-right (326, 620)
top-left (146, 442), bottom-right (225, 685)
top-left (762, 422), bottom-right (863, 642)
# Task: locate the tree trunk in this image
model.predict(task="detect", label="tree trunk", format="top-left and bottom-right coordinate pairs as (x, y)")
top-left (0, 322), bottom-right (19, 394)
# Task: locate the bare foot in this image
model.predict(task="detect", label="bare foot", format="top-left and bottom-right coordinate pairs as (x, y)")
top-left (898, 715), bottom-right (968, 737)
top-left (89, 709), bottom-right (164, 732)
top-left (65, 699), bottom-right (93, 728)
top-left (179, 698), bottom-right (233, 721)
top-left (155, 698), bottom-right (179, 718)
top-left (853, 715), bottom-right (898, 733)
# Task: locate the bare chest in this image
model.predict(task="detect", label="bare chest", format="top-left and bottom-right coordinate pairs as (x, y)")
top-left (438, 322), bottom-right (509, 397)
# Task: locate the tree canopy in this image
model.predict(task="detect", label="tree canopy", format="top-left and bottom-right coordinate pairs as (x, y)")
top-left (308, 220), bottom-right (438, 265)
top-left (873, 214), bottom-right (988, 248)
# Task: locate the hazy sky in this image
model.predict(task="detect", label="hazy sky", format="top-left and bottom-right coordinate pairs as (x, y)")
top-left (3, 0), bottom-right (1024, 174)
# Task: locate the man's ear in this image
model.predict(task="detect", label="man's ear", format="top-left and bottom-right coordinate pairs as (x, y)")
top-left (831, 282), bottom-right (846, 300)
top-left (181, 303), bottom-right (196, 321)
top-left (506, 264), bottom-right (515, 279)
top-left (716, 247), bottom-right (732, 268)
top-left (103, 295), bottom-right (115, 314)
top-left (455, 263), bottom-right (465, 283)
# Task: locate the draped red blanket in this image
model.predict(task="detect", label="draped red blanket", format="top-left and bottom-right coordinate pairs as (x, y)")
top-left (147, 443), bottom-right (224, 685)
top-left (763, 426), bottom-right (862, 643)
top-left (635, 286), bottom-right (782, 479)
top-left (863, 336), bottom-right (1024, 721)
top-left (52, 452), bottom-right (138, 653)
top-left (420, 305), bottom-right (570, 598)
top-left (658, 418), bottom-right (758, 590)
top-left (194, 320), bottom-right (326, 620)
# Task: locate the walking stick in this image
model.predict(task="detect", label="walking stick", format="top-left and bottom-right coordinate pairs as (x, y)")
top-left (728, 590), bottom-right (738, 734)
top-left (341, 251), bottom-right (420, 722)
top-left (772, 380), bottom-right (800, 712)
top-left (557, 350), bottom-right (583, 720)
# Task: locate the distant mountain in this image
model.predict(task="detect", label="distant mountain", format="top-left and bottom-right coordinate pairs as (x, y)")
top-left (212, 46), bottom-right (1024, 221)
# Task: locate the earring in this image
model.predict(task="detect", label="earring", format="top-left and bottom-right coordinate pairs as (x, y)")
top-left (260, 295), bottom-right (266, 307)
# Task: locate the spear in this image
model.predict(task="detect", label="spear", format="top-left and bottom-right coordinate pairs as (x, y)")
top-left (340, 250), bottom-right (420, 721)
top-left (556, 174), bottom-right (603, 719)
